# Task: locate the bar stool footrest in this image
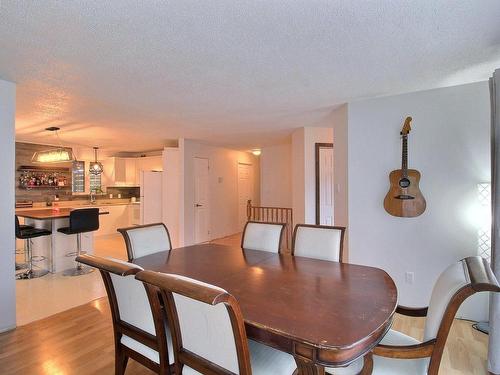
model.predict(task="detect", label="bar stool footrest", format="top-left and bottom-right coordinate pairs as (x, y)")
top-left (15, 262), bottom-right (29, 270)
top-left (63, 266), bottom-right (95, 277)
top-left (16, 268), bottom-right (49, 280)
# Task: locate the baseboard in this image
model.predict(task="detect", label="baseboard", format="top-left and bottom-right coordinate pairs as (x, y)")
top-left (0, 324), bottom-right (17, 334)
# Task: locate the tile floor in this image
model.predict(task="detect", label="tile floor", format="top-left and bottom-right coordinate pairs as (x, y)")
top-left (15, 233), bottom-right (128, 326)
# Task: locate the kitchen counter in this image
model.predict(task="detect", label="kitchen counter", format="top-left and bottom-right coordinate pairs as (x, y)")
top-left (15, 199), bottom-right (139, 211)
top-left (16, 208), bottom-right (111, 273)
top-left (16, 207), bottom-right (110, 220)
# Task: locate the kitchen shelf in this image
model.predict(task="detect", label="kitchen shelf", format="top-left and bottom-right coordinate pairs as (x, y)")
top-left (17, 165), bottom-right (70, 172)
top-left (18, 185), bottom-right (71, 189)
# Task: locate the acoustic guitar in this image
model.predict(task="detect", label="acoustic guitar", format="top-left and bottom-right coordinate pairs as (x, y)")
top-left (383, 117), bottom-right (426, 217)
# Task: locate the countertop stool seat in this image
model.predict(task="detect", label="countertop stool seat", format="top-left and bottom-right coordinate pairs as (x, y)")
top-left (57, 208), bottom-right (99, 276)
top-left (15, 216), bottom-right (51, 279)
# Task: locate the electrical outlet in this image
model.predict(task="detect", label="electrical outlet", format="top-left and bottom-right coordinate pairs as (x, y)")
top-left (405, 271), bottom-right (414, 284)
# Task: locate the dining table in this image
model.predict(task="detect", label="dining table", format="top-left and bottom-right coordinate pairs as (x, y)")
top-left (133, 243), bottom-right (398, 375)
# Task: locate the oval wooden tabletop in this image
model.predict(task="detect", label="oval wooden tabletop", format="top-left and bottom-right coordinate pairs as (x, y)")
top-left (134, 243), bottom-right (398, 366)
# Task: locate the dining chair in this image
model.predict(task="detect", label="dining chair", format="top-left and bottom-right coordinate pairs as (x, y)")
top-left (241, 221), bottom-right (286, 253)
top-left (292, 224), bottom-right (346, 262)
top-left (136, 271), bottom-right (297, 375)
top-left (326, 256), bottom-right (500, 375)
top-left (76, 254), bottom-right (174, 375)
top-left (117, 223), bottom-right (172, 261)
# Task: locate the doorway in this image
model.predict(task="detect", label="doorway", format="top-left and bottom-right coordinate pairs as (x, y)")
top-left (194, 157), bottom-right (210, 243)
top-left (238, 163), bottom-right (253, 230)
top-left (315, 143), bottom-right (334, 225)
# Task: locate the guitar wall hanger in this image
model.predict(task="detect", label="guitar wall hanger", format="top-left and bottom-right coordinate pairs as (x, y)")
top-left (383, 116), bottom-right (426, 217)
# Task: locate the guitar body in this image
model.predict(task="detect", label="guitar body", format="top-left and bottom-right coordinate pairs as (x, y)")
top-left (384, 169), bottom-right (426, 217)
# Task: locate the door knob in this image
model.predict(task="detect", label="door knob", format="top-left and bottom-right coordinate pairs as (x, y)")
top-left (195, 204), bottom-right (203, 207)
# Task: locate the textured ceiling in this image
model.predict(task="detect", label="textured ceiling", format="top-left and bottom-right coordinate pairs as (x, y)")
top-left (1, 1), bottom-right (500, 152)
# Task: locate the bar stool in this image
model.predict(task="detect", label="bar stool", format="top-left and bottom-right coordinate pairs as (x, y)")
top-left (15, 220), bottom-right (34, 270)
top-left (58, 208), bottom-right (99, 276)
top-left (15, 216), bottom-right (51, 279)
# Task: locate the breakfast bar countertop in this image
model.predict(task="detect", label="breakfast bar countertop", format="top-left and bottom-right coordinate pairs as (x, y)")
top-left (16, 207), bottom-right (110, 220)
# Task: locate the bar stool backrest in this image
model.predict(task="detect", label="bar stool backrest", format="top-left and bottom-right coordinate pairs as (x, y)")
top-left (15, 215), bottom-right (22, 238)
top-left (69, 208), bottom-right (100, 234)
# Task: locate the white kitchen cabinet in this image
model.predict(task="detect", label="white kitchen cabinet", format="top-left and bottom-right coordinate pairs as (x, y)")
top-left (125, 158), bottom-right (137, 185)
top-left (95, 204), bottom-right (131, 236)
top-left (102, 157), bottom-right (139, 187)
top-left (135, 156), bottom-right (163, 183)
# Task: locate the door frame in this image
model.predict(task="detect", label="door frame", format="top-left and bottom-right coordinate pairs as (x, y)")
top-left (237, 162), bottom-right (253, 230)
top-left (194, 157), bottom-right (210, 243)
top-left (315, 143), bottom-right (333, 225)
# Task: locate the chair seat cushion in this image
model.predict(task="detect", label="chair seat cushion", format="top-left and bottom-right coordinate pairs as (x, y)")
top-left (326, 330), bottom-right (428, 375)
top-left (182, 339), bottom-right (297, 375)
top-left (17, 228), bottom-right (52, 239)
top-left (121, 332), bottom-right (174, 365)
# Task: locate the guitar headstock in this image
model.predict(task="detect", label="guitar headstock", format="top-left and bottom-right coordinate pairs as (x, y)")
top-left (400, 116), bottom-right (412, 136)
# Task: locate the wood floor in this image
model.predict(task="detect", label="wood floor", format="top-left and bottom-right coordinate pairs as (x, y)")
top-left (1, 233), bottom-right (490, 374)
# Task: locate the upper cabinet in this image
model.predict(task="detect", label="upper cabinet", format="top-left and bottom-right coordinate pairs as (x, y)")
top-left (102, 157), bottom-right (137, 187)
top-left (102, 156), bottom-right (162, 187)
top-left (135, 156), bottom-right (163, 184)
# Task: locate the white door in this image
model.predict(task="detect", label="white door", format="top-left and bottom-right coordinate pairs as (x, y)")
top-left (319, 147), bottom-right (334, 225)
top-left (238, 163), bottom-right (253, 230)
top-left (194, 158), bottom-right (210, 243)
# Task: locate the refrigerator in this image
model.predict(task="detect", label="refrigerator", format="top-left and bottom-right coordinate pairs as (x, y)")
top-left (140, 171), bottom-right (163, 225)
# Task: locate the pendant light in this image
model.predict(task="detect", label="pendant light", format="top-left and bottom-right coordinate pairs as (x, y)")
top-left (89, 147), bottom-right (104, 175)
top-left (31, 127), bottom-right (75, 163)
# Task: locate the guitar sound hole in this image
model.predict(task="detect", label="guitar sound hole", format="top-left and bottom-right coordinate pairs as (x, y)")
top-left (399, 178), bottom-right (410, 188)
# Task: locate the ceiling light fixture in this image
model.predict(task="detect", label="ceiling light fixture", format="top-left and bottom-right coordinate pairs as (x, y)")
top-left (251, 149), bottom-right (261, 156)
top-left (89, 147), bottom-right (104, 175)
top-left (31, 127), bottom-right (75, 163)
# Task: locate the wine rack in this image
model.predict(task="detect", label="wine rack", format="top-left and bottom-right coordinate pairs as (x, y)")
top-left (17, 166), bottom-right (71, 189)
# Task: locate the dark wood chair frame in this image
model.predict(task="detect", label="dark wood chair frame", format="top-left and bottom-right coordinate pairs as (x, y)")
top-left (117, 223), bottom-right (172, 262)
top-left (241, 220), bottom-right (286, 254)
top-left (136, 270), bottom-right (253, 375)
top-left (365, 256), bottom-right (500, 375)
top-left (291, 224), bottom-right (346, 263)
top-left (76, 254), bottom-right (173, 375)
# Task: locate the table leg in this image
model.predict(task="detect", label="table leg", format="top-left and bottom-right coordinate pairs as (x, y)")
top-left (294, 357), bottom-right (326, 375)
top-left (294, 352), bottom-right (373, 375)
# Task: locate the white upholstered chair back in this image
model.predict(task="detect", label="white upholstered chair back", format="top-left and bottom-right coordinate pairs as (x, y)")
top-left (292, 225), bottom-right (345, 262)
top-left (423, 261), bottom-right (469, 341)
top-left (241, 221), bottom-right (285, 253)
top-left (109, 263), bottom-right (156, 335)
top-left (118, 223), bottom-right (172, 261)
top-left (134, 271), bottom-right (250, 374)
top-left (171, 275), bottom-right (240, 373)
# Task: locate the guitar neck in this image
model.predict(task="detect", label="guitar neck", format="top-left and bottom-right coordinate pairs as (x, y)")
top-left (401, 135), bottom-right (408, 176)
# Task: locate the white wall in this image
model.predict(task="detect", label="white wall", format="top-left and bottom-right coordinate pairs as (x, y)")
top-left (347, 81), bottom-right (490, 318)
top-left (292, 128), bottom-right (305, 224)
top-left (291, 127), bottom-right (334, 225)
top-left (260, 143), bottom-right (292, 207)
top-left (304, 127), bottom-right (334, 224)
top-left (0, 79), bottom-right (16, 332)
top-left (163, 147), bottom-right (181, 248)
top-left (182, 140), bottom-right (260, 245)
top-left (330, 105), bottom-right (349, 229)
